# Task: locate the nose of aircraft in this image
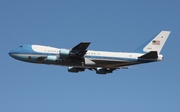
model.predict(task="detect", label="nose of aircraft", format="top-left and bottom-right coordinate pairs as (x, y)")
top-left (9, 46), bottom-right (23, 58)
top-left (9, 51), bottom-right (12, 57)
top-left (9, 49), bottom-right (17, 58)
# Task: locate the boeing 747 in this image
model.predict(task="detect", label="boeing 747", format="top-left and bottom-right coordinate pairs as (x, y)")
top-left (9, 31), bottom-right (170, 74)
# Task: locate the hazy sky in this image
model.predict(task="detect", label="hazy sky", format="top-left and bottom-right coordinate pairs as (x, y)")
top-left (1, 0), bottom-right (180, 112)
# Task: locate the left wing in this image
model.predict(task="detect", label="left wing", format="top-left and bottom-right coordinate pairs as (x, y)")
top-left (70, 42), bottom-right (91, 57)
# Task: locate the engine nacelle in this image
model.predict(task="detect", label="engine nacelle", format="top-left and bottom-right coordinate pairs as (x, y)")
top-left (68, 67), bottom-right (85, 73)
top-left (59, 49), bottom-right (76, 58)
top-left (45, 55), bottom-right (57, 62)
top-left (96, 67), bottom-right (112, 74)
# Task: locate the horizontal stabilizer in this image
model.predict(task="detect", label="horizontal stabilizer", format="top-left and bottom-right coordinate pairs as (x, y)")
top-left (139, 51), bottom-right (158, 59)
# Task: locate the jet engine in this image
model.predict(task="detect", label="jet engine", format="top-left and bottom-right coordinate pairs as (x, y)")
top-left (96, 67), bottom-right (113, 74)
top-left (44, 55), bottom-right (58, 62)
top-left (59, 49), bottom-right (76, 58)
top-left (68, 67), bottom-right (85, 73)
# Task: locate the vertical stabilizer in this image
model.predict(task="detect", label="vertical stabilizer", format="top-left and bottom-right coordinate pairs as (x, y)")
top-left (135, 31), bottom-right (171, 54)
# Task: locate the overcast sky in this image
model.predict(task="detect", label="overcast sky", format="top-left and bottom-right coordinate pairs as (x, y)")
top-left (1, 0), bottom-right (180, 112)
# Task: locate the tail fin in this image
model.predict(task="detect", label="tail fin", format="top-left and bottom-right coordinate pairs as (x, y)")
top-left (135, 31), bottom-right (171, 54)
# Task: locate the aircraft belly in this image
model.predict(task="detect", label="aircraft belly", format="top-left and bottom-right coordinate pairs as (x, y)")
top-left (55, 59), bottom-right (140, 68)
top-left (17, 54), bottom-right (141, 68)
top-left (55, 60), bottom-right (82, 66)
top-left (92, 60), bottom-right (139, 68)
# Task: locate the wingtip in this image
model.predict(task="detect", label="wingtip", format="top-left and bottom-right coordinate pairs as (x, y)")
top-left (161, 31), bottom-right (171, 33)
top-left (81, 42), bottom-right (91, 44)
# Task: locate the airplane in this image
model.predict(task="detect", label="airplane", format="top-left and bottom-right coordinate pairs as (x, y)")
top-left (9, 31), bottom-right (170, 74)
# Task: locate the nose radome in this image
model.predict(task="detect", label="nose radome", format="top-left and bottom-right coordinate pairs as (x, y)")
top-left (9, 48), bottom-right (20, 58)
top-left (9, 50), bottom-right (16, 58)
top-left (9, 51), bottom-right (12, 56)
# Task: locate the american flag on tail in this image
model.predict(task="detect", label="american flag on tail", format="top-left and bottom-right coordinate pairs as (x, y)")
top-left (152, 40), bottom-right (160, 45)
